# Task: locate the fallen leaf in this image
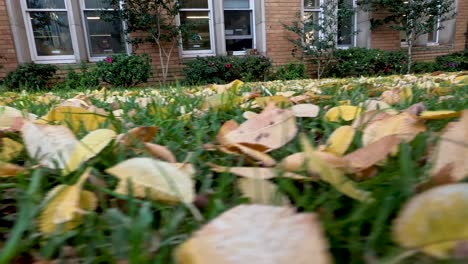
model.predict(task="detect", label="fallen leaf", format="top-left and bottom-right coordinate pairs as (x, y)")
top-left (105, 158), bottom-right (195, 204)
top-left (291, 104), bottom-right (320, 118)
top-left (143, 143), bottom-right (177, 163)
top-left (41, 106), bottom-right (112, 133)
top-left (117, 126), bottom-right (159, 146)
top-left (242, 111), bottom-right (258, 120)
top-left (360, 99), bottom-right (399, 115)
top-left (323, 126), bottom-right (355, 155)
top-left (39, 168), bottom-right (97, 235)
top-left (429, 111), bottom-right (468, 181)
top-left (380, 87), bottom-right (412, 105)
top-left (0, 162), bottom-right (24, 177)
top-left (324, 105), bottom-right (362, 122)
top-left (419, 110), bottom-right (461, 120)
top-left (201, 92), bottom-right (242, 111)
top-left (280, 152), bottom-right (349, 174)
top-left (216, 120), bottom-right (239, 147)
top-left (0, 106), bottom-right (37, 130)
top-left (211, 79), bottom-right (243, 93)
top-left (232, 143), bottom-right (277, 167)
top-left (393, 183), bottom-right (468, 258)
top-left (0, 138), bottom-right (23, 162)
top-left (209, 163), bottom-right (308, 180)
top-left (351, 110), bottom-right (392, 129)
top-left (255, 96), bottom-right (290, 108)
top-left (222, 103), bottom-right (297, 152)
top-left (238, 178), bottom-right (290, 206)
top-left (175, 204), bottom-right (332, 264)
top-left (301, 135), bottom-right (373, 202)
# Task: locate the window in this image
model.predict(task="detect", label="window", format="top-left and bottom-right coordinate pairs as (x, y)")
top-left (224, 0), bottom-right (255, 55)
top-left (21, 0), bottom-right (76, 62)
top-left (303, 0), bottom-right (356, 48)
top-left (179, 0), bottom-right (215, 56)
top-left (80, 0), bottom-right (127, 60)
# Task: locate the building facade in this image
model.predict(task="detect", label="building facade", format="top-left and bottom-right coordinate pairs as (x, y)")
top-left (0, 0), bottom-right (467, 81)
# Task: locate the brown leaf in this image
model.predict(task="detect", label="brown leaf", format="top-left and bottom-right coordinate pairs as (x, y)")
top-left (216, 120), bottom-right (239, 146)
top-left (0, 162), bottom-right (25, 177)
top-left (144, 143), bottom-right (177, 163)
top-left (117, 126), bottom-right (159, 146)
top-left (175, 204), bottom-right (332, 264)
top-left (232, 143), bottom-right (277, 167)
top-left (209, 163), bottom-right (308, 180)
top-left (291, 104), bottom-right (320, 118)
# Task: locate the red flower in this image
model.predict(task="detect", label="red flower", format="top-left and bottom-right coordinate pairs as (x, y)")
top-left (384, 64), bottom-right (391, 72)
top-left (208, 62), bottom-right (214, 67)
top-left (106, 57), bottom-right (113, 63)
top-left (225, 63), bottom-right (232, 69)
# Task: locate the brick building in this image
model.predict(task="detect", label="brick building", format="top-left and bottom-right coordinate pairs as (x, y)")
top-left (0, 0), bottom-right (467, 81)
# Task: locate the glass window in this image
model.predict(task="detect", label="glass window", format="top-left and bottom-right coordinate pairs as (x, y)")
top-left (224, 0), bottom-right (254, 53)
top-left (180, 11), bottom-right (211, 51)
top-left (304, 0), bottom-right (320, 9)
top-left (24, 0), bottom-right (75, 59)
top-left (180, 0), bottom-right (208, 9)
top-left (82, 0), bottom-right (126, 58)
top-left (337, 0), bottom-right (354, 46)
top-left (27, 0), bottom-right (66, 9)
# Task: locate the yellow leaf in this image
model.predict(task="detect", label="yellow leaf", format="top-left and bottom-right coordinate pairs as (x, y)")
top-left (419, 110), bottom-right (461, 120)
top-left (429, 111), bottom-right (468, 181)
top-left (38, 168), bottom-right (97, 235)
top-left (223, 103), bottom-right (298, 152)
top-left (351, 110), bottom-right (393, 130)
top-left (41, 106), bottom-right (112, 133)
top-left (291, 104), bottom-right (320, 118)
top-left (254, 95), bottom-right (290, 108)
top-left (0, 162), bottom-right (24, 177)
top-left (323, 126), bottom-right (355, 155)
top-left (238, 178), bottom-right (290, 206)
top-left (211, 79), bottom-right (244, 93)
top-left (393, 184), bottom-right (468, 258)
top-left (64, 129), bottom-right (116, 174)
top-left (175, 204), bottom-right (332, 264)
top-left (0, 138), bottom-right (23, 162)
top-left (201, 92), bottom-right (242, 111)
top-left (280, 152), bottom-right (350, 174)
top-left (105, 158), bottom-right (195, 204)
top-left (324, 105), bottom-right (362, 122)
top-left (209, 163), bottom-right (308, 180)
top-left (300, 135), bottom-right (373, 202)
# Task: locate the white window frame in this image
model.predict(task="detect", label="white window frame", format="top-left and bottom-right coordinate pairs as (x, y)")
top-left (20, 0), bottom-right (79, 63)
top-left (427, 16), bottom-right (440, 46)
top-left (302, 0), bottom-right (357, 49)
top-left (79, 0), bottom-right (130, 62)
top-left (178, 0), bottom-right (216, 58)
top-left (224, 0), bottom-right (256, 55)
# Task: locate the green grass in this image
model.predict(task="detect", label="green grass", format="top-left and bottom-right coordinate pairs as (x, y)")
top-left (0, 74), bottom-right (467, 263)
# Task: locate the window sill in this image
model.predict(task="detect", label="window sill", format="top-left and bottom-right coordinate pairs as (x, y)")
top-left (400, 43), bottom-right (454, 51)
top-left (33, 59), bottom-right (77, 64)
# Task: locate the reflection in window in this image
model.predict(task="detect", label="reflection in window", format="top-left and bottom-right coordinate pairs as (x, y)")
top-left (180, 0), bottom-right (213, 53)
top-left (224, 0), bottom-right (254, 53)
top-left (25, 0), bottom-right (74, 57)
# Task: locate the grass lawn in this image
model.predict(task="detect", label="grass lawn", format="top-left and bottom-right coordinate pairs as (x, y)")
top-left (0, 72), bottom-right (467, 263)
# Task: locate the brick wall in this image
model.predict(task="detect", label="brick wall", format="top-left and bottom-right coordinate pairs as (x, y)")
top-left (0, 0), bottom-right (18, 79)
top-left (264, 0), bottom-right (301, 66)
top-left (454, 0), bottom-right (468, 51)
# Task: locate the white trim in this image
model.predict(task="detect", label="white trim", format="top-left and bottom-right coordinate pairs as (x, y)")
top-left (79, 0), bottom-right (130, 61)
top-left (178, 0), bottom-right (216, 57)
top-left (20, 0), bottom-right (78, 63)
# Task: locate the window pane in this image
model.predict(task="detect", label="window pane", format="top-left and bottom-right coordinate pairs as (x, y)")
top-left (224, 10), bottom-right (251, 36)
top-left (27, 0), bottom-right (65, 9)
top-left (337, 13), bottom-right (353, 45)
top-left (304, 11), bottom-right (319, 44)
top-left (226, 39), bottom-right (252, 52)
top-left (29, 11), bottom-right (73, 56)
top-left (84, 0), bottom-right (112, 9)
top-left (84, 11), bottom-right (125, 57)
top-left (224, 0), bottom-right (249, 9)
top-left (304, 0), bottom-right (320, 9)
top-left (180, 11), bottom-right (211, 51)
top-left (180, 0), bottom-right (208, 9)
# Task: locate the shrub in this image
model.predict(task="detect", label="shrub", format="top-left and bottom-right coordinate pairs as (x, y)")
top-left (3, 63), bottom-right (58, 91)
top-left (183, 55), bottom-right (272, 85)
top-left (435, 50), bottom-right (468, 72)
top-left (410, 61), bottom-right (441, 74)
top-left (325, 48), bottom-right (407, 78)
top-left (96, 54), bottom-right (151, 87)
top-left (274, 62), bottom-right (307, 80)
top-left (54, 62), bottom-right (100, 89)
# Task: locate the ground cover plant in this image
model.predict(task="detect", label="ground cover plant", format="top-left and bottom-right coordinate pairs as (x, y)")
top-left (0, 72), bottom-right (467, 263)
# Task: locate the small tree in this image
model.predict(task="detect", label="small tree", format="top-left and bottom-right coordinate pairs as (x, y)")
top-left (357, 0), bottom-right (456, 73)
top-left (108, 0), bottom-right (183, 85)
top-left (285, 0), bottom-right (357, 79)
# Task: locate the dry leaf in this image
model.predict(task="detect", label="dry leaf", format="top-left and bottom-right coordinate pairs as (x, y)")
top-left (238, 178), bottom-right (290, 206)
top-left (393, 183), bottom-right (468, 258)
top-left (175, 204), bottom-right (332, 264)
top-left (324, 105), bottom-right (362, 122)
top-left (209, 163), bottom-right (308, 180)
top-left (360, 99), bottom-right (398, 115)
top-left (105, 158), bottom-right (195, 204)
top-left (117, 126), bottom-right (159, 146)
top-left (211, 79), bottom-right (244, 93)
top-left (39, 168), bottom-right (97, 235)
top-left (351, 110), bottom-right (392, 129)
top-left (0, 162), bottom-right (24, 177)
top-left (301, 135), bottom-right (373, 202)
top-left (429, 111), bottom-right (468, 181)
top-left (144, 143), bottom-right (177, 163)
top-left (222, 103), bottom-right (297, 152)
top-left (380, 87), bottom-right (412, 105)
top-left (255, 96), bottom-right (290, 108)
top-left (280, 152), bottom-right (349, 174)
top-left (344, 135), bottom-right (401, 171)
top-left (419, 110), bottom-right (461, 120)
top-left (41, 106), bottom-right (111, 133)
top-left (216, 120), bottom-right (239, 147)
top-left (232, 143), bottom-right (277, 167)
top-left (0, 138), bottom-right (23, 162)
top-left (242, 111), bottom-right (258, 120)
top-left (0, 106), bottom-right (37, 130)
top-left (323, 126), bottom-right (355, 155)
top-left (291, 104), bottom-right (320, 118)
